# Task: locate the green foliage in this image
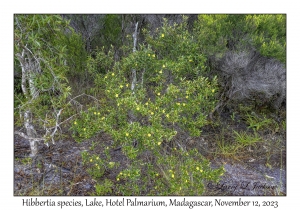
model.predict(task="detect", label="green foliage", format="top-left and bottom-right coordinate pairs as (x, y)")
top-left (70, 108), bottom-right (104, 142)
top-left (145, 16), bottom-right (208, 79)
top-left (245, 113), bottom-right (273, 132)
top-left (194, 14), bottom-right (232, 56)
top-left (15, 16), bottom-right (65, 91)
top-left (193, 14), bottom-right (286, 63)
top-left (152, 149), bottom-right (224, 195)
top-left (17, 157), bottom-right (32, 165)
top-left (237, 104), bottom-right (281, 134)
top-left (100, 15), bottom-right (122, 50)
top-left (14, 14), bottom-right (87, 149)
top-left (71, 16), bottom-right (224, 195)
top-left (94, 179), bottom-right (113, 195)
top-left (215, 128), bottom-right (262, 158)
top-left (63, 31), bottom-right (87, 77)
top-left (78, 68), bottom-right (217, 157)
top-left (87, 47), bottom-right (114, 75)
top-left (246, 14), bottom-right (286, 63)
top-left (112, 149), bottom-right (224, 196)
top-left (81, 150), bottom-right (119, 179)
top-left (233, 130), bottom-right (262, 146)
top-left (115, 164), bottom-right (143, 195)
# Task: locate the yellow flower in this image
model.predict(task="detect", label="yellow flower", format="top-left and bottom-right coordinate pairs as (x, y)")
top-left (151, 112), bottom-right (154, 115)
top-left (152, 54), bottom-right (155, 57)
top-left (96, 157), bottom-right (99, 160)
top-left (104, 76), bottom-right (107, 79)
top-left (95, 163), bottom-right (98, 166)
top-left (166, 114), bottom-right (169, 118)
top-left (148, 133), bottom-right (151, 137)
top-left (83, 128), bottom-right (86, 131)
top-left (101, 117), bottom-right (105, 120)
top-left (159, 70), bottom-right (162, 74)
top-left (136, 107), bottom-right (140, 111)
top-left (97, 112), bottom-right (100, 115)
top-left (183, 103), bottom-right (186, 106)
top-left (120, 85), bottom-right (123, 88)
top-left (212, 89), bottom-right (215, 93)
top-left (176, 102), bottom-right (180, 106)
top-left (172, 174), bottom-right (174, 178)
top-left (186, 95), bottom-right (189, 99)
top-left (163, 64), bottom-right (165, 68)
top-left (145, 102), bottom-right (148, 106)
top-left (112, 73), bottom-right (115, 76)
top-left (200, 169), bottom-right (203, 173)
top-left (185, 179), bottom-right (188, 183)
top-left (148, 53), bottom-right (150, 56)
top-left (162, 110), bottom-right (165, 113)
top-left (126, 133), bottom-right (129, 137)
top-left (161, 34), bottom-right (164, 38)
top-left (126, 83), bottom-right (129, 87)
top-left (157, 92), bottom-right (160, 96)
top-left (74, 121), bottom-right (77, 125)
top-left (196, 166), bottom-right (200, 170)
top-left (189, 59), bottom-right (193, 62)
top-left (94, 112), bottom-right (97, 115)
top-left (117, 178), bottom-right (119, 181)
top-left (115, 94), bottom-right (119, 98)
top-left (90, 159), bottom-right (93, 162)
top-left (157, 142), bottom-right (161, 146)
top-left (156, 173), bottom-right (159, 176)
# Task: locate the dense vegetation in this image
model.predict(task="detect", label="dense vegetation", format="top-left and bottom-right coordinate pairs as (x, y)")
top-left (14, 14), bottom-right (286, 195)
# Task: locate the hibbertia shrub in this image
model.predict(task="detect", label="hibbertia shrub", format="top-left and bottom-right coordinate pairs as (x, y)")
top-left (70, 16), bottom-right (224, 195)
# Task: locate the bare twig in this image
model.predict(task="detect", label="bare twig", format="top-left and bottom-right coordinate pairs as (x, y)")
top-left (14, 131), bottom-right (44, 142)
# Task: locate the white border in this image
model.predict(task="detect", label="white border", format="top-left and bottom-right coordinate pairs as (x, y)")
top-left (2, 1), bottom-right (299, 209)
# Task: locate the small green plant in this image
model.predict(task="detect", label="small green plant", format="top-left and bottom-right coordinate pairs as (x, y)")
top-left (89, 141), bottom-right (97, 151)
top-left (115, 165), bottom-right (143, 196)
top-left (20, 157), bottom-right (32, 165)
top-left (94, 179), bottom-right (113, 195)
top-left (215, 131), bottom-right (241, 158)
top-left (216, 141), bottom-right (241, 158)
top-left (245, 112), bottom-right (280, 133)
top-left (233, 130), bottom-right (262, 146)
top-left (246, 112), bottom-right (270, 132)
top-left (81, 150), bottom-right (119, 179)
top-left (230, 111), bottom-right (236, 121)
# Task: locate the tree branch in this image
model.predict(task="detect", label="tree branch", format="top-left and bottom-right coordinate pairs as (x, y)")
top-left (14, 131), bottom-right (45, 142)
